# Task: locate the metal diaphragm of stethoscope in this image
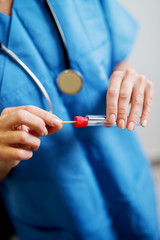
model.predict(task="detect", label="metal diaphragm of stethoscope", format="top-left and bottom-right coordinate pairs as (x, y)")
top-left (0, 0), bottom-right (83, 113)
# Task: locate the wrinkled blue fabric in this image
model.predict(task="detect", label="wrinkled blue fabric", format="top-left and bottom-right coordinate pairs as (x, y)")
top-left (0, 0), bottom-right (159, 239)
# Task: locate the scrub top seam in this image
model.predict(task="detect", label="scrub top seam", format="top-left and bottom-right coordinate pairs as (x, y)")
top-left (71, 0), bottom-right (93, 54)
top-left (14, 9), bottom-right (53, 78)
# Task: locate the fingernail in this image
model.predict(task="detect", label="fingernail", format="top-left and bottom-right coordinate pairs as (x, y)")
top-left (43, 127), bottom-right (48, 136)
top-left (142, 120), bottom-right (147, 127)
top-left (128, 122), bottom-right (135, 131)
top-left (109, 114), bottom-right (115, 124)
top-left (52, 118), bottom-right (62, 127)
top-left (118, 119), bottom-right (125, 129)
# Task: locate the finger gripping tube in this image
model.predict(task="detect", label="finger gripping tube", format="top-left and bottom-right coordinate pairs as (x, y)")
top-left (74, 116), bottom-right (88, 128)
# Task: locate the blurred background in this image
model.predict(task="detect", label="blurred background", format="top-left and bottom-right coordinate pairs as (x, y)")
top-left (119, 0), bottom-right (160, 226)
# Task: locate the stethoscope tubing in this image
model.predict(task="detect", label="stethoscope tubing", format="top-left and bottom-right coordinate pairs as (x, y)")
top-left (0, 43), bottom-right (53, 112)
top-left (45, 0), bottom-right (70, 69)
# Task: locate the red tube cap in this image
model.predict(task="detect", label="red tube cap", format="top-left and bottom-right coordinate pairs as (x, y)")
top-left (74, 116), bottom-right (88, 128)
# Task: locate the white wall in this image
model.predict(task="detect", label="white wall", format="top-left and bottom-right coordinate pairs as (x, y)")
top-left (118, 0), bottom-right (160, 161)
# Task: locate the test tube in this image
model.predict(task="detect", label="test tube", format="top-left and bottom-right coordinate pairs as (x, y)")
top-left (72, 115), bottom-right (141, 128)
top-left (86, 115), bottom-right (112, 127)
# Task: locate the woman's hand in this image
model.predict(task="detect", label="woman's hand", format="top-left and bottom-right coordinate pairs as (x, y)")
top-left (106, 63), bottom-right (154, 131)
top-left (0, 105), bottom-right (63, 174)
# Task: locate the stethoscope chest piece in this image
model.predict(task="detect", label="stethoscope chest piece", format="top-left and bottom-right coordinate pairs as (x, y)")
top-left (57, 70), bottom-right (83, 95)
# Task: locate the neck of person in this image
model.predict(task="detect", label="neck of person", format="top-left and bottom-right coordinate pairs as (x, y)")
top-left (0, 0), bottom-right (13, 16)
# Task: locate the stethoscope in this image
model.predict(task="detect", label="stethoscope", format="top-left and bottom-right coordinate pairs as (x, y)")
top-left (0, 0), bottom-right (83, 113)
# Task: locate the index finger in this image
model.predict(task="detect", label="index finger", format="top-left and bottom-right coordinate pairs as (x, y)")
top-left (1, 105), bottom-right (62, 128)
top-left (106, 71), bottom-right (124, 123)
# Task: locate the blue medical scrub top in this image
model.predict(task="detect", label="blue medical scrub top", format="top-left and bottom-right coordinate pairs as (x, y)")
top-left (0, 0), bottom-right (159, 239)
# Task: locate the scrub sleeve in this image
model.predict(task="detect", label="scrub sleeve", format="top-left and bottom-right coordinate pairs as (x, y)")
top-left (100, 0), bottom-right (137, 68)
